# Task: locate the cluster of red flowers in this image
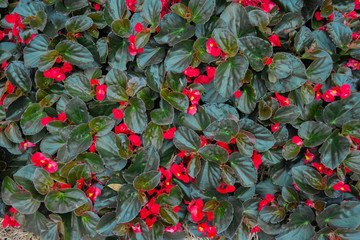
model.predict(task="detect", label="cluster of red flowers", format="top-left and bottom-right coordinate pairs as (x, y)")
top-left (187, 199), bottom-right (217, 237)
top-left (148, 167), bottom-right (174, 196)
top-left (128, 35), bottom-right (144, 56)
top-left (315, 84), bottom-right (351, 102)
top-left (112, 108), bottom-right (124, 120)
top-left (41, 112), bottom-right (67, 126)
top-left (31, 152), bottom-right (58, 173)
top-left (314, 11), bottom-right (334, 21)
top-left (43, 61), bottom-right (73, 81)
top-left (114, 123), bottom-right (142, 147)
top-left (356, 0), bottom-right (360, 10)
top-left (126, 0), bottom-right (137, 11)
top-left (183, 88), bottom-right (201, 115)
top-left (90, 79), bottom-right (108, 101)
top-left (311, 162), bottom-right (333, 176)
top-left (77, 177), bottom-right (101, 204)
top-left (2, 207), bottom-right (19, 228)
top-left (193, 66), bottom-right (216, 85)
top-left (0, 81), bottom-right (13, 105)
top-left (170, 162), bottom-right (190, 183)
top-left (233, 0), bottom-right (278, 12)
top-left (160, 0), bottom-right (181, 18)
top-left (258, 193), bottom-right (275, 211)
top-left (345, 59), bottom-right (360, 70)
top-left (216, 182), bottom-right (235, 194)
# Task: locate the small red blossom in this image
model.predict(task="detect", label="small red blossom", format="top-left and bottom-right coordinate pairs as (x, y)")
top-left (217, 141), bottom-right (231, 154)
top-left (31, 152), bottom-right (51, 167)
top-left (1, 61), bottom-right (8, 70)
top-left (93, 3), bottom-right (101, 10)
top-left (269, 34), bottom-right (281, 47)
top-left (86, 185), bottom-right (101, 203)
top-left (171, 163), bottom-right (190, 183)
top-left (25, 34), bottom-right (38, 44)
top-left (0, 30), bottom-right (4, 41)
top-left (265, 57), bottom-right (273, 65)
top-left (90, 79), bottom-right (100, 86)
top-left (112, 109), bottom-right (124, 119)
top-left (206, 66), bottom-right (216, 79)
top-left (44, 161), bottom-right (58, 173)
top-left (292, 136), bottom-right (303, 146)
top-left (183, 66), bottom-right (200, 78)
top-left (305, 199), bottom-right (315, 208)
top-left (340, 84), bottom-right (351, 99)
top-left (77, 177), bottom-right (84, 190)
top-left (3, 215), bottom-right (20, 228)
top-left (128, 35), bottom-right (143, 56)
top-left (344, 59), bottom-right (360, 70)
top-left (311, 162), bottom-right (334, 176)
top-left (115, 123), bottom-right (131, 134)
top-left (61, 62), bottom-right (73, 73)
top-left (271, 122), bottom-right (280, 132)
top-left (164, 223), bottom-right (183, 233)
top-left (252, 151), bottom-right (262, 170)
top-left (322, 90), bottom-right (335, 102)
top-left (44, 68), bottom-right (66, 81)
top-left (258, 194), bottom-right (274, 211)
top-left (126, 0), bottom-right (137, 11)
top-left (135, 23), bottom-right (144, 33)
top-left (356, 0), bottom-right (360, 10)
top-left (315, 12), bottom-right (323, 21)
top-left (274, 92), bottom-right (291, 106)
top-left (188, 89), bottom-right (201, 105)
top-left (206, 38), bottom-right (221, 57)
top-left (145, 217), bottom-right (156, 229)
top-left (198, 222), bottom-right (217, 238)
top-left (96, 84), bottom-right (107, 101)
top-left (129, 134), bottom-right (141, 146)
top-left (194, 75), bottom-right (211, 84)
top-left (187, 104), bottom-right (197, 115)
top-left (131, 222), bottom-right (142, 234)
top-left (332, 181), bottom-right (351, 192)
top-left (206, 211), bottom-right (214, 221)
top-left (188, 199), bottom-right (205, 222)
top-left (304, 149), bottom-right (315, 163)
top-left (234, 90), bottom-right (242, 98)
top-left (89, 136), bottom-right (97, 153)
top-left (251, 226), bottom-right (261, 233)
top-left (216, 182), bottom-right (236, 194)
top-left (163, 127), bottom-right (176, 139)
top-left (18, 140), bottom-right (36, 152)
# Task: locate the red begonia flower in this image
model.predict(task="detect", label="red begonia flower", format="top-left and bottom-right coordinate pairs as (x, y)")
top-left (271, 122), bottom-right (280, 132)
top-left (206, 38), bottom-right (221, 57)
top-left (332, 181), bottom-right (351, 192)
top-left (163, 127), bottom-right (176, 139)
top-left (252, 151), bottom-right (262, 170)
top-left (234, 90), bottom-right (242, 98)
top-left (96, 84), bottom-right (107, 101)
top-left (86, 185), bottom-right (101, 203)
top-left (269, 34), bottom-right (281, 47)
top-left (171, 163), bottom-right (190, 183)
top-left (112, 109), bottom-right (124, 119)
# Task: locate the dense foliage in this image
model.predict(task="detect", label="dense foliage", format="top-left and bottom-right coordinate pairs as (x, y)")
top-left (1, 0), bottom-right (360, 239)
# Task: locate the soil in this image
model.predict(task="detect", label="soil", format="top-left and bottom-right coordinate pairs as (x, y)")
top-left (0, 218), bottom-right (40, 240)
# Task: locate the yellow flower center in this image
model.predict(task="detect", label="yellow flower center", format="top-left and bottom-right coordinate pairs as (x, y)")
top-left (340, 187), bottom-right (344, 191)
top-left (355, 63), bottom-right (358, 66)
top-left (199, 227), bottom-right (204, 231)
top-left (176, 173), bottom-right (181, 177)
top-left (210, 43), bottom-right (214, 47)
top-left (48, 164), bottom-right (52, 168)
top-left (89, 193), bottom-right (94, 197)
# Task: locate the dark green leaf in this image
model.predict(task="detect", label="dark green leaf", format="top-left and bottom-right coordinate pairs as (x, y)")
top-left (188, 0), bottom-right (215, 24)
top-left (164, 40), bottom-right (194, 73)
top-left (213, 54), bottom-right (249, 98)
top-left (20, 103), bottom-right (46, 135)
top-left (298, 121), bottom-right (332, 147)
top-left (64, 73), bottom-right (92, 102)
top-left (134, 171), bottom-right (161, 191)
top-left (214, 201), bottom-right (234, 233)
top-left (124, 97), bottom-right (147, 134)
top-left (55, 40), bottom-right (94, 66)
top-left (235, 84), bottom-right (257, 114)
top-left (65, 16), bottom-right (93, 33)
top-left (229, 153), bottom-right (257, 187)
top-left (116, 185), bottom-right (142, 223)
top-left (160, 89), bottom-right (189, 113)
top-left (45, 189), bottom-right (87, 213)
top-left (212, 28), bottom-right (238, 57)
top-left (89, 116), bottom-right (115, 137)
top-left (173, 126), bottom-right (201, 151)
top-left (10, 191), bottom-right (41, 214)
top-left (65, 98), bottom-right (89, 124)
top-left (198, 144), bottom-right (228, 163)
top-left (203, 119), bottom-right (239, 142)
top-left (6, 62), bottom-right (32, 93)
top-left (141, 0), bottom-right (162, 27)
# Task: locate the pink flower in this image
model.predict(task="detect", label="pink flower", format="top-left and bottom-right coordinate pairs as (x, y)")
top-left (188, 199), bottom-right (205, 222)
top-left (31, 152), bottom-right (51, 167)
top-left (344, 59), bottom-right (360, 70)
top-left (165, 223), bottom-right (183, 233)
